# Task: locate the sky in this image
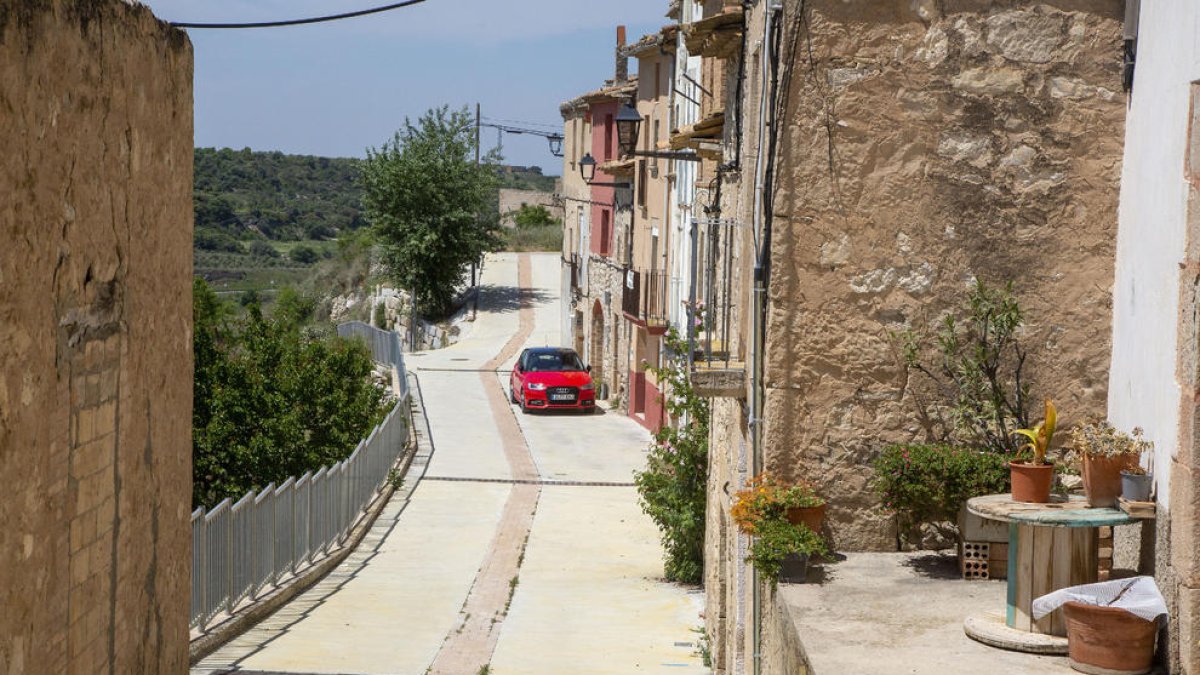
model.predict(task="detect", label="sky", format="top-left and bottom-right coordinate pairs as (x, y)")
top-left (141, 0), bottom-right (668, 175)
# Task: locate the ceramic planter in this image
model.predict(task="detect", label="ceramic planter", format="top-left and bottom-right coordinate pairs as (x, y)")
top-left (1062, 601), bottom-right (1157, 675)
top-left (778, 552), bottom-right (809, 584)
top-left (785, 503), bottom-right (826, 534)
top-left (1121, 472), bottom-right (1153, 502)
top-left (1082, 454), bottom-right (1137, 508)
top-left (1010, 462), bottom-right (1054, 503)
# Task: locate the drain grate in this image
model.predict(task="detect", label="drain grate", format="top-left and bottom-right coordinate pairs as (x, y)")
top-left (424, 475), bottom-right (635, 487)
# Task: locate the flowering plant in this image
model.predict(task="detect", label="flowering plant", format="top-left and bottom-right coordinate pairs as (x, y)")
top-left (747, 519), bottom-right (829, 581)
top-left (731, 472), bottom-right (824, 535)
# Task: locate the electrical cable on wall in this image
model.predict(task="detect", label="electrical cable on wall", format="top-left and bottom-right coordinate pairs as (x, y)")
top-left (170, 0), bottom-right (429, 29)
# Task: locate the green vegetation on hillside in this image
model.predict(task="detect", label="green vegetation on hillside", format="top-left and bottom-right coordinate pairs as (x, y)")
top-left (194, 147), bottom-right (365, 243)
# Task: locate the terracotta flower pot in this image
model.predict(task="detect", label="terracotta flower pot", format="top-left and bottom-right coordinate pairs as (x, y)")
top-left (1083, 454), bottom-right (1137, 508)
top-left (1010, 461), bottom-right (1054, 503)
top-left (785, 503), bottom-right (826, 533)
top-left (1063, 601), bottom-right (1157, 675)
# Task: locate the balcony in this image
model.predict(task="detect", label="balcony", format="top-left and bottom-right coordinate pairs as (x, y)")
top-left (621, 267), bottom-right (670, 333)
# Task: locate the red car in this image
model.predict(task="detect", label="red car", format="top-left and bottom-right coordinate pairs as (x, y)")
top-left (510, 347), bottom-right (596, 414)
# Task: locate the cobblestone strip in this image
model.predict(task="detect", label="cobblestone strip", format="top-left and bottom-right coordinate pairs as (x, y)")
top-left (427, 253), bottom-right (541, 674)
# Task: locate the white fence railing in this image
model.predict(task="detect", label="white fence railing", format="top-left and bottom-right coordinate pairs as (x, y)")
top-left (190, 322), bottom-right (410, 630)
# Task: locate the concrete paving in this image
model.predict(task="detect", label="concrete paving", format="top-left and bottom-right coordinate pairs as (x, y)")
top-left (193, 252), bottom-right (704, 674)
top-left (779, 552), bottom-right (1076, 675)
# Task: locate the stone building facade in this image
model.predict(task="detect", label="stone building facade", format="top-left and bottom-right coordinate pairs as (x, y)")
top-left (697, 0), bottom-right (1127, 671)
top-left (0, 2), bottom-right (194, 673)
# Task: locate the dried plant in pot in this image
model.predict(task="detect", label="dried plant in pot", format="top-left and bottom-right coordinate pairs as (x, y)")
top-left (1070, 423), bottom-right (1151, 508)
top-left (1010, 400), bottom-right (1057, 503)
top-left (1121, 460), bottom-right (1154, 503)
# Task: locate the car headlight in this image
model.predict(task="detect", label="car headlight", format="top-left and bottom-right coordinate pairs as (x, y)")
top-left (579, 383), bottom-right (594, 391)
top-left (527, 382), bottom-right (547, 391)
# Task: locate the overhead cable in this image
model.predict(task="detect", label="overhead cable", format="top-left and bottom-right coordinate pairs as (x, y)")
top-left (170, 0), bottom-right (428, 29)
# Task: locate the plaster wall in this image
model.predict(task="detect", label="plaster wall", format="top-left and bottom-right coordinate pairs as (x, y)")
top-left (0, 2), bottom-right (193, 672)
top-left (766, 0), bottom-right (1124, 551)
top-left (1110, 1), bottom-right (1200, 670)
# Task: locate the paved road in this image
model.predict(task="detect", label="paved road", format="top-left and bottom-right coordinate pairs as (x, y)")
top-left (193, 252), bottom-right (705, 674)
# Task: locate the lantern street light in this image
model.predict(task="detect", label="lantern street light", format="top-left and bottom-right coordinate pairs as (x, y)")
top-left (578, 153), bottom-right (631, 189)
top-left (615, 103), bottom-right (643, 157)
top-left (547, 134), bottom-right (564, 157)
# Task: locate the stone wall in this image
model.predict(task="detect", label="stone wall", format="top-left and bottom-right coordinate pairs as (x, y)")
top-left (765, 0), bottom-right (1125, 550)
top-left (0, 2), bottom-right (193, 673)
top-left (497, 188), bottom-right (559, 229)
top-left (583, 257), bottom-right (631, 403)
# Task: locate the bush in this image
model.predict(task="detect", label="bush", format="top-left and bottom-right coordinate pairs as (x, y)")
top-left (249, 240), bottom-right (280, 258)
top-left (635, 329), bottom-right (709, 583)
top-left (290, 244), bottom-right (320, 264)
top-left (873, 444), bottom-right (1010, 541)
top-left (746, 520), bottom-right (829, 581)
top-left (503, 223), bottom-right (563, 252)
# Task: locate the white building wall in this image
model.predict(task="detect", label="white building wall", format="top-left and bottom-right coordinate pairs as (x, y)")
top-left (1108, 0), bottom-right (1200, 505)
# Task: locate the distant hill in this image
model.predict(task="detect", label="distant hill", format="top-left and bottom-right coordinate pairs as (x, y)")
top-left (194, 147), bottom-right (556, 249)
top-left (496, 165), bottom-right (557, 193)
top-left (194, 147), bottom-right (365, 243)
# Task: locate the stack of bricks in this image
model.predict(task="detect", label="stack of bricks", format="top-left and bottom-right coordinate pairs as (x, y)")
top-left (1098, 525), bottom-right (1113, 581)
top-left (958, 508), bottom-right (1010, 580)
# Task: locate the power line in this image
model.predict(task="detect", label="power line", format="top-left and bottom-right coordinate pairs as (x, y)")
top-left (170, 0), bottom-right (429, 29)
top-left (482, 117), bottom-right (560, 130)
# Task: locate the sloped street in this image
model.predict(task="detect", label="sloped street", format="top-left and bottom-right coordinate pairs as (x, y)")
top-left (193, 252), bottom-right (705, 675)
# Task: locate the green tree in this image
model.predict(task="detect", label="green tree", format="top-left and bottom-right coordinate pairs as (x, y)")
top-left (511, 204), bottom-right (560, 228)
top-left (290, 244), bottom-right (320, 264)
top-left (192, 279), bottom-right (386, 508)
top-left (249, 240), bottom-right (280, 258)
top-left (361, 106), bottom-right (502, 318)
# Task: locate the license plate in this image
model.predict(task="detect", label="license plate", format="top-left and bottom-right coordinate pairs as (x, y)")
top-left (550, 394), bottom-right (574, 401)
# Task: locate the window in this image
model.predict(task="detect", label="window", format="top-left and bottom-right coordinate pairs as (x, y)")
top-left (652, 119), bottom-right (661, 169)
top-left (604, 113), bottom-right (614, 161)
top-left (638, 160), bottom-right (647, 208)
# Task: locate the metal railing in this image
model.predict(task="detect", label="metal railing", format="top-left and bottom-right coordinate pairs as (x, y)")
top-left (190, 322), bottom-right (411, 630)
top-left (622, 267), bottom-right (670, 328)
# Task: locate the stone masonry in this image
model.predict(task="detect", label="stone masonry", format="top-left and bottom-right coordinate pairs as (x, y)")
top-left (0, 2), bottom-right (194, 673)
top-left (764, 0), bottom-right (1125, 552)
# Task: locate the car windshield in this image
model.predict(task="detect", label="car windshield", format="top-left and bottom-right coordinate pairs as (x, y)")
top-left (526, 351), bottom-right (585, 372)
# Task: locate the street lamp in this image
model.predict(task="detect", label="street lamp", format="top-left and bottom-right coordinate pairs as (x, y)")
top-left (578, 152), bottom-right (631, 190)
top-left (579, 152), bottom-right (598, 183)
top-left (548, 134), bottom-right (564, 157)
top-left (615, 103), bottom-right (642, 157)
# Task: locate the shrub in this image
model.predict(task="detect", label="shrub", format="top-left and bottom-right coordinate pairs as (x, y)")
top-left (249, 240), bottom-right (280, 258)
top-left (635, 329), bottom-right (709, 584)
top-left (290, 244), bottom-right (320, 264)
top-left (873, 444), bottom-right (1010, 541)
top-left (745, 519), bottom-right (828, 581)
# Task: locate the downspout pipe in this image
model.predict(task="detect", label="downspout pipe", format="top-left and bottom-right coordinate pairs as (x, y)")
top-left (750, 3), bottom-right (782, 675)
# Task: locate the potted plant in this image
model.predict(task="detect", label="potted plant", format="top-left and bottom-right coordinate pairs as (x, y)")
top-left (731, 473), bottom-right (827, 534)
top-left (1010, 400), bottom-right (1057, 503)
top-left (1122, 459), bottom-right (1154, 503)
top-left (745, 519), bottom-right (829, 583)
top-left (732, 473), bottom-right (831, 583)
top-left (1070, 423), bottom-right (1150, 508)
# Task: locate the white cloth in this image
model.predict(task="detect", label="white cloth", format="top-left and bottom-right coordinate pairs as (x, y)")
top-left (1033, 576), bottom-right (1168, 623)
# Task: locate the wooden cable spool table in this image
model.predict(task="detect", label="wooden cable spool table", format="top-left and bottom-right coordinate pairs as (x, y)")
top-left (962, 494), bottom-right (1138, 654)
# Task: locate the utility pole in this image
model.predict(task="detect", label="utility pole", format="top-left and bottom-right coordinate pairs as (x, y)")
top-left (472, 102), bottom-right (481, 319)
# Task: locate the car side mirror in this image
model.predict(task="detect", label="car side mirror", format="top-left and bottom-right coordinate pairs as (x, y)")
top-left (586, 364), bottom-right (592, 372)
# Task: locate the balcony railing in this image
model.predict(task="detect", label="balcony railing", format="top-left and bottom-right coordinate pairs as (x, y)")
top-left (622, 267), bottom-right (669, 330)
